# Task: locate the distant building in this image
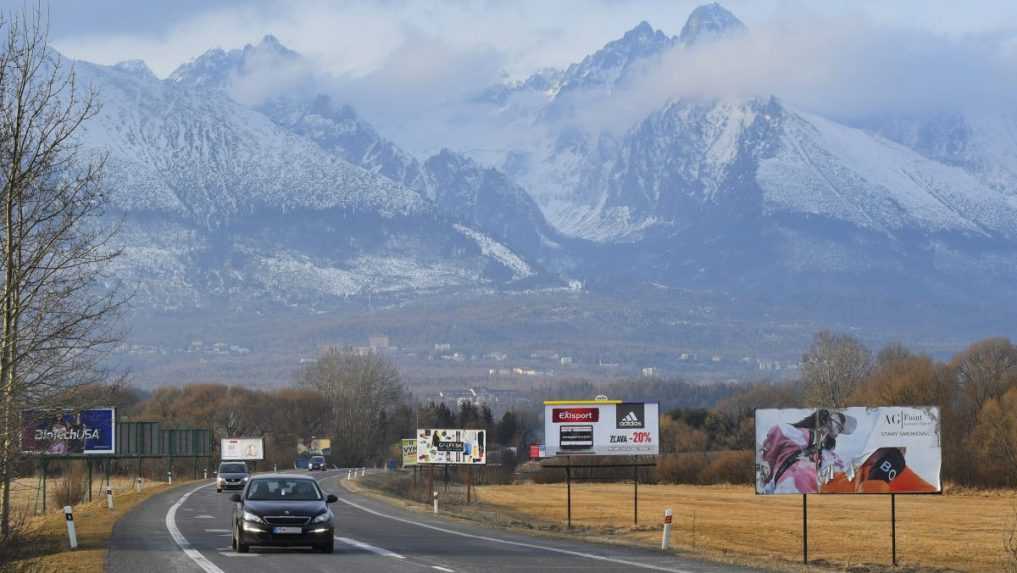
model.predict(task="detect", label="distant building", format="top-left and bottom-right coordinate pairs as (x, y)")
top-left (434, 343), bottom-right (452, 352)
top-left (352, 346), bottom-right (372, 356)
top-left (641, 367), bottom-right (659, 378)
top-left (560, 356), bottom-right (573, 366)
top-left (368, 335), bottom-right (390, 349)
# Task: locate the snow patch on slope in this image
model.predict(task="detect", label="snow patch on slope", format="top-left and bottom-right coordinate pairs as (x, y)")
top-left (454, 224), bottom-right (534, 279)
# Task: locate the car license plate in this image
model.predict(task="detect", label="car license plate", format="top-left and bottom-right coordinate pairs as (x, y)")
top-left (273, 527), bottom-right (302, 534)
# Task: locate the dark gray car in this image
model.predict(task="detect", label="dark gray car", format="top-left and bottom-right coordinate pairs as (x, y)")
top-left (216, 461), bottom-right (249, 493)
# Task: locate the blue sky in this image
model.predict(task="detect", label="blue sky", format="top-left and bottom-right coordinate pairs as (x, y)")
top-left (4, 0), bottom-right (1016, 78)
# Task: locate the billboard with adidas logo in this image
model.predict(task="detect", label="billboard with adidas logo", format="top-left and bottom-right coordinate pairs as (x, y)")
top-left (544, 400), bottom-right (659, 456)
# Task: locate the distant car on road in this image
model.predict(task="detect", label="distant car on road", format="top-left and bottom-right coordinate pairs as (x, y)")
top-left (308, 455), bottom-right (326, 471)
top-left (231, 474), bottom-right (337, 553)
top-left (216, 462), bottom-right (249, 493)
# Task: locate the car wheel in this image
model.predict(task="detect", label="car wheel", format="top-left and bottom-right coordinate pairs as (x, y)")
top-left (317, 540), bottom-right (334, 554)
top-left (216, 488), bottom-right (222, 493)
top-left (233, 522), bottom-right (250, 554)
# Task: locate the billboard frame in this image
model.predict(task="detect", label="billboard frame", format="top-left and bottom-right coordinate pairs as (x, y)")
top-left (755, 406), bottom-right (943, 567)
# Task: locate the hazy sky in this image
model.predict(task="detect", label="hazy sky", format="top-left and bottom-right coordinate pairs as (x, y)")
top-left (5, 0), bottom-right (1016, 79)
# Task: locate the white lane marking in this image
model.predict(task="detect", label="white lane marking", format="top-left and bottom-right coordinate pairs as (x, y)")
top-left (204, 529), bottom-right (231, 533)
top-left (218, 551), bottom-right (260, 558)
top-left (334, 536), bottom-right (406, 559)
top-left (194, 515), bottom-right (215, 519)
top-left (432, 567), bottom-right (455, 572)
top-left (332, 495), bottom-right (695, 573)
top-left (165, 483), bottom-right (227, 573)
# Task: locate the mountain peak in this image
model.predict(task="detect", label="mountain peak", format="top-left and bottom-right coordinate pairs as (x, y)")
top-left (678, 3), bottom-right (746, 46)
top-left (113, 59), bottom-right (157, 80)
top-left (246, 34), bottom-right (298, 58)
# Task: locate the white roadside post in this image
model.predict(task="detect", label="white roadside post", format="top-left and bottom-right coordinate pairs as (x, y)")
top-left (167, 471), bottom-right (173, 485)
top-left (203, 468), bottom-right (208, 480)
top-left (361, 467), bottom-right (366, 478)
top-left (64, 506), bottom-right (78, 549)
top-left (273, 464), bottom-right (277, 472)
top-left (433, 491), bottom-right (439, 514)
top-left (661, 508), bottom-right (673, 550)
top-left (135, 477), bottom-right (143, 492)
top-left (106, 486), bottom-right (113, 510)
top-left (347, 469), bottom-right (352, 480)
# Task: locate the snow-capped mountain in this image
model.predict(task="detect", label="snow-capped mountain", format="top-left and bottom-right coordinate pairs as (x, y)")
top-left (168, 36), bottom-right (558, 263)
top-left (677, 2), bottom-right (747, 46)
top-left (71, 52), bottom-right (553, 310)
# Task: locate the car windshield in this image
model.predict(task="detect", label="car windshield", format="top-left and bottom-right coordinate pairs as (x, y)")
top-left (311, 457), bottom-right (324, 463)
top-left (220, 463), bottom-right (247, 474)
top-left (246, 478), bottom-right (322, 501)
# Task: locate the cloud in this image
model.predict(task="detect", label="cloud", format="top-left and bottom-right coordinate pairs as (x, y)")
top-left (557, 11), bottom-right (1017, 137)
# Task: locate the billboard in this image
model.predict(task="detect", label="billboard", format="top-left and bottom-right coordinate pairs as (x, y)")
top-left (755, 407), bottom-right (942, 495)
top-left (416, 429), bottom-right (486, 464)
top-left (543, 401), bottom-right (659, 456)
top-left (21, 408), bottom-right (116, 455)
top-left (401, 438), bottom-right (417, 467)
top-left (297, 437), bottom-right (331, 455)
top-left (221, 438), bottom-right (264, 461)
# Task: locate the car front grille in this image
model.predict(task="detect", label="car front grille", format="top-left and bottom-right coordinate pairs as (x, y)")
top-left (264, 516), bottom-right (310, 526)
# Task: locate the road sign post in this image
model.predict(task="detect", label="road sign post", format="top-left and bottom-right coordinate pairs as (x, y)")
top-left (661, 508), bottom-right (673, 550)
top-left (64, 506), bottom-right (77, 549)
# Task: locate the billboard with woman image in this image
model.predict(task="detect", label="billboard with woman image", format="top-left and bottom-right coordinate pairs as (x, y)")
top-left (755, 407), bottom-right (941, 495)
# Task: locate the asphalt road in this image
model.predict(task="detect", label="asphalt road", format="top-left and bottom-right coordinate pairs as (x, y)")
top-left (107, 469), bottom-right (766, 573)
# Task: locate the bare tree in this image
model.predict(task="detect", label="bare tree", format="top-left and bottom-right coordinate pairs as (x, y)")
top-left (0, 7), bottom-right (123, 536)
top-left (297, 348), bottom-right (403, 465)
top-left (800, 330), bottom-right (871, 407)
top-left (950, 337), bottom-right (1017, 412)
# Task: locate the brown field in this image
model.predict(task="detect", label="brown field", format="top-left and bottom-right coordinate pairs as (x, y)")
top-left (474, 483), bottom-right (1017, 572)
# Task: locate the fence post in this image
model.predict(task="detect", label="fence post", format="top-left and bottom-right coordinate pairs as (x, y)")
top-left (64, 506), bottom-right (78, 549)
top-left (661, 508), bottom-right (673, 550)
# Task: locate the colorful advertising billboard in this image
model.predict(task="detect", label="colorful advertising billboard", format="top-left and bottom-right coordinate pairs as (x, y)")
top-left (401, 438), bottom-right (417, 467)
top-left (21, 408), bottom-right (116, 455)
top-left (416, 429), bottom-right (486, 465)
top-left (755, 407), bottom-right (942, 495)
top-left (221, 438), bottom-right (264, 461)
top-left (543, 401), bottom-right (659, 457)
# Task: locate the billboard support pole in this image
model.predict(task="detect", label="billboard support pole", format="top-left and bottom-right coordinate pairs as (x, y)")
top-left (565, 462), bottom-right (572, 529)
top-left (87, 460), bottom-right (93, 502)
top-left (891, 494), bottom-right (897, 566)
top-left (41, 459), bottom-right (47, 513)
top-left (802, 494), bottom-right (808, 564)
top-left (633, 462), bottom-right (639, 526)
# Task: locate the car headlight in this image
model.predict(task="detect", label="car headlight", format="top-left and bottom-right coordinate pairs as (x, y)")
top-left (242, 476), bottom-right (248, 481)
top-left (311, 511), bottom-right (332, 524)
top-left (242, 511), bottom-right (265, 524)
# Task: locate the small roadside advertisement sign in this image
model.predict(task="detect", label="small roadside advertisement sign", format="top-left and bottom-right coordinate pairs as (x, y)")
top-left (401, 438), bottom-right (417, 467)
top-left (543, 400), bottom-right (659, 456)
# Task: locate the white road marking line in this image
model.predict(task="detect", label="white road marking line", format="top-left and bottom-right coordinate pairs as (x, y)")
top-left (194, 515), bottom-right (215, 519)
top-left (165, 483), bottom-right (226, 573)
top-left (332, 495), bottom-right (695, 573)
top-left (204, 529), bottom-right (231, 533)
top-left (218, 551), bottom-right (260, 557)
top-left (432, 567), bottom-right (455, 572)
top-left (334, 536), bottom-right (406, 559)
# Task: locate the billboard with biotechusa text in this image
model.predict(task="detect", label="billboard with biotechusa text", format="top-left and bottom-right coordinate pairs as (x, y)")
top-left (543, 400), bottom-right (659, 456)
top-left (754, 406), bottom-right (942, 495)
top-left (21, 408), bottom-right (116, 455)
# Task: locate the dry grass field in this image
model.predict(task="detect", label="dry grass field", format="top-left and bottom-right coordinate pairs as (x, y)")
top-left (475, 483), bottom-right (1017, 572)
top-left (6, 474), bottom-right (167, 519)
top-left (5, 481), bottom-right (185, 572)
